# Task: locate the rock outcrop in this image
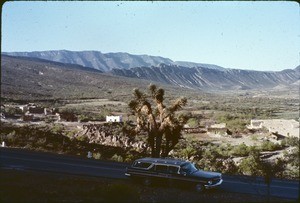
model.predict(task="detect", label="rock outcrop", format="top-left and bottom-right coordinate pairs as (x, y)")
top-left (74, 123), bottom-right (148, 152)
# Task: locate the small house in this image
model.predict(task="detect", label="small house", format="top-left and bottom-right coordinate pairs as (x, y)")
top-left (19, 105), bottom-right (29, 113)
top-left (247, 120), bottom-right (263, 129)
top-left (106, 115), bottom-right (122, 123)
top-left (57, 112), bottom-right (77, 122)
top-left (207, 123), bottom-right (230, 135)
top-left (28, 106), bottom-right (44, 114)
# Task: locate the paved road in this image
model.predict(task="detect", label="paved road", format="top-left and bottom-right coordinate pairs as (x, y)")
top-left (1, 148), bottom-right (299, 200)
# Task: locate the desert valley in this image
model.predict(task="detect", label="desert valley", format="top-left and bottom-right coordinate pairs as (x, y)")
top-left (1, 52), bottom-right (299, 181)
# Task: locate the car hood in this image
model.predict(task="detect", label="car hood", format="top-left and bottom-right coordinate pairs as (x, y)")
top-left (189, 170), bottom-right (221, 179)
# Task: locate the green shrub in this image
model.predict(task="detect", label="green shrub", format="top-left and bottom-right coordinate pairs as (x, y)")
top-left (187, 118), bottom-right (199, 128)
top-left (251, 135), bottom-right (259, 141)
top-left (177, 146), bottom-right (197, 159)
top-left (4, 107), bottom-right (23, 117)
top-left (238, 154), bottom-right (263, 176)
top-left (284, 147), bottom-right (299, 168)
top-left (239, 148), bottom-right (287, 178)
top-left (285, 165), bottom-right (300, 179)
top-left (215, 112), bottom-right (249, 132)
top-left (217, 113), bottom-right (234, 123)
top-left (6, 130), bottom-right (16, 143)
top-left (197, 145), bottom-right (223, 171)
top-left (230, 143), bottom-right (249, 157)
top-left (260, 141), bottom-right (282, 151)
top-left (76, 135), bottom-right (88, 142)
top-left (281, 137), bottom-right (299, 147)
top-left (124, 152), bottom-right (135, 163)
top-left (78, 115), bottom-right (90, 122)
top-left (93, 152), bottom-right (102, 160)
top-left (111, 154), bottom-right (123, 162)
top-left (49, 124), bottom-right (64, 134)
top-left (222, 158), bottom-right (238, 174)
top-left (228, 119), bottom-right (248, 132)
top-left (216, 143), bottom-right (233, 157)
top-left (35, 138), bottom-right (47, 146)
top-left (66, 130), bottom-right (78, 138)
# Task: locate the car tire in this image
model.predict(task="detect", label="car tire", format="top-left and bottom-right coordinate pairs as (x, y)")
top-left (195, 183), bottom-right (205, 192)
top-left (143, 177), bottom-right (152, 186)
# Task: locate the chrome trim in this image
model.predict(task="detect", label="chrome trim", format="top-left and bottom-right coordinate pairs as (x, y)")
top-left (132, 162), bottom-right (154, 170)
top-left (126, 171), bottom-right (207, 183)
top-left (204, 179), bottom-right (223, 189)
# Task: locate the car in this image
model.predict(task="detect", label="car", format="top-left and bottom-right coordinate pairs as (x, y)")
top-left (125, 157), bottom-right (223, 192)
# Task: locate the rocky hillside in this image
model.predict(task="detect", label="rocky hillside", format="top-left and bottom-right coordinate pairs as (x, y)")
top-left (110, 63), bottom-right (300, 90)
top-left (0, 55), bottom-right (164, 101)
top-left (75, 123), bottom-right (147, 152)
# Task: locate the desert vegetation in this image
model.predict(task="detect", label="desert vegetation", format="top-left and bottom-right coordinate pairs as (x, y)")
top-left (1, 79), bottom-right (299, 181)
top-left (1, 118), bottom-right (299, 180)
top-left (128, 84), bottom-right (188, 157)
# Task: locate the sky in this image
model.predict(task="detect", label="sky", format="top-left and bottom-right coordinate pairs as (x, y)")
top-left (1, 1), bottom-right (299, 71)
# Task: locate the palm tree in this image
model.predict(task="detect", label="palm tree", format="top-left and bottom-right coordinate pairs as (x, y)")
top-left (128, 84), bottom-right (188, 157)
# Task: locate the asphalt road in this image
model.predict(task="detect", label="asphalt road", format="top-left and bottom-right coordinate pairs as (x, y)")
top-left (1, 147), bottom-right (299, 200)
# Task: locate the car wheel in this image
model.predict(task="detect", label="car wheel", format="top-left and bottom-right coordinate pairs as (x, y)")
top-left (143, 177), bottom-right (152, 186)
top-left (195, 183), bottom-right (205, 192)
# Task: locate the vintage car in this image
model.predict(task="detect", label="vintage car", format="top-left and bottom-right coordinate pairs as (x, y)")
top-left (125, 157), bottom-right (223, 192)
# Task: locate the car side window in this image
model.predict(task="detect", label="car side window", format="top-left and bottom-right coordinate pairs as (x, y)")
top-left (168, 166), bottom-right (179, 174)
top-left (155, 165), bottom-right (168, 173)
top-left (133, 161), bottom-right (152, 169)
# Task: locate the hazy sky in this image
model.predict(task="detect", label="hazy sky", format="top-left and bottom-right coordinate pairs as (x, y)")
top-left (2, 1), bottom-right (299, 71)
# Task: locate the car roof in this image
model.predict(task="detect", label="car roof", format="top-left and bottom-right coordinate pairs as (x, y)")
top-left (134, 157), bottom-right (188, 166)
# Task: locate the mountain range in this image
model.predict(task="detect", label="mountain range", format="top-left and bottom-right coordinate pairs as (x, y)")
top-left (111, 63), bottom-right (300, 90)
top-left (2, 50), bottom-right (300, 91)
top-left (3, 50), bottom-right (225, 72)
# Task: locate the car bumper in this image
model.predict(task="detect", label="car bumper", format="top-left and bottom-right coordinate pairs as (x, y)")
top-left (204, 179), bottom-right (223, 189)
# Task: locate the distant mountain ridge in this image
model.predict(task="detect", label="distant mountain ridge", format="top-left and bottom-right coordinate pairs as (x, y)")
top-left (2, 50), bottom-right (299, 91)
top-left (110, 63), bottom-right (299, 90)
top-left (3, 50), bottom-right (174, 72)
top-left (3, 50), bottom-right (225, 72)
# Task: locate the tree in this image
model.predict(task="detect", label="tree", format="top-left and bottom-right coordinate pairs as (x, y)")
top-left (128, 84), bottom-right (188, 157)
top-left (238, 149), bottom-right (263, 176)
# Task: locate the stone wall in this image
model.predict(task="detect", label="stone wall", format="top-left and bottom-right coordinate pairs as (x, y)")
top-left (74, 123), bottom-right (148, 152)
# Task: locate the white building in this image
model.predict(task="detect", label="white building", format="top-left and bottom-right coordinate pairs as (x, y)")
top-left (248, 120), bottom-right (264, 129)
top-left (19, 105), bottom-right (29, 112)
top-left (106, 115), bottom-right (122, 123)
top-left (248, 119), bottom-right (299, 138)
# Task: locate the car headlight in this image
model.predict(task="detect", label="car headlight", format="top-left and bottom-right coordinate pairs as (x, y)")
top-left (207, 180), bottom-right (212, 185)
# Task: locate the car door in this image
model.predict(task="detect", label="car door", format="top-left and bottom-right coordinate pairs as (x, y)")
top-left (154, 164), bottom-right (170, 180)
top-left (167, 165), bottom-right (181, 186)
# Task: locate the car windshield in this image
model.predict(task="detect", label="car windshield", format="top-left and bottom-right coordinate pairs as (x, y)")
top-left (181, 162), bottom-right (198, 174)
